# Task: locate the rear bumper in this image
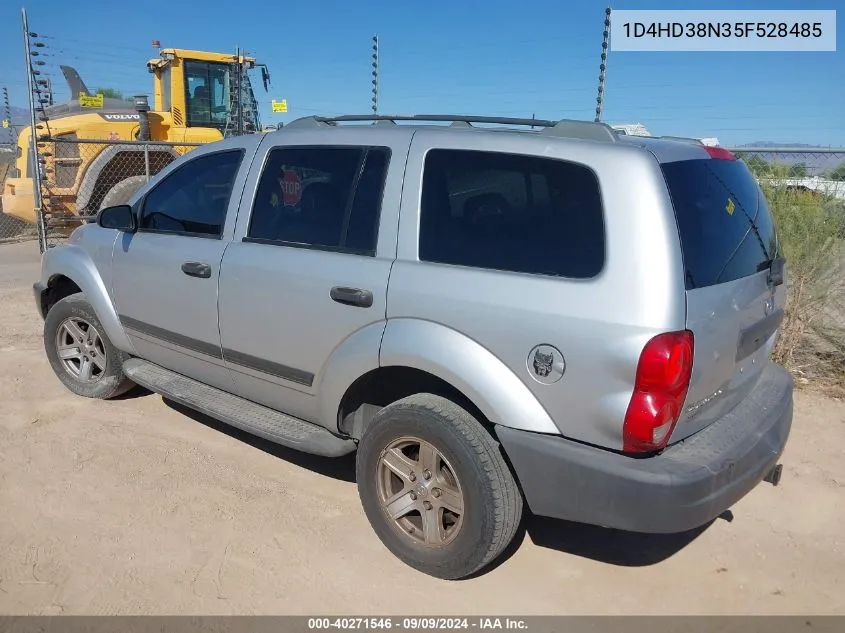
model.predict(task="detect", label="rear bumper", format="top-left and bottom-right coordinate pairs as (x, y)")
top-left (497, 363), bottom-right (793, 533)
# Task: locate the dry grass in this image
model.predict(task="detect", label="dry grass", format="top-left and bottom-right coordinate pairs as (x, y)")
top-left (766, 184), bottom-right (845, 391)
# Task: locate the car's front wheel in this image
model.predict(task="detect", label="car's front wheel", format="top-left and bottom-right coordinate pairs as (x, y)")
top-left (356, 393), bottom-right (523, 579)
top-left (43, 293), bottom-right (134, 399)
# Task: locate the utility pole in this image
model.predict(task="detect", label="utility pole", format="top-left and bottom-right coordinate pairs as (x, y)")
top-left (594, 6), bottom-right (611, 123)
top-left (2, 87), bottom-right (12, 145)
top-left (371, 34), bottom-right (379, 114)
top-left (235, 47), bottom-right (243, 136)
top-left (21, 8), bottom-right (47, 251)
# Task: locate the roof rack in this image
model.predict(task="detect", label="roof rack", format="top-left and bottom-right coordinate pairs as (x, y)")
top-left (284, 114), bottom-right (618, 143)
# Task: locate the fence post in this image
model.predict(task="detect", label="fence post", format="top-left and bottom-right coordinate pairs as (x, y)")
top-left (144, 143), bottom-right (150, 181)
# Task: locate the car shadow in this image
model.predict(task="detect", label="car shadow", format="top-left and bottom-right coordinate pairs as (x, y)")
top-left (111, 385), bottom-right (153, 400)
top-left (161, 398), bottom-right (357, 482)
top-left (465, 512), bottom-right (721, 578)
top-left (159, 396), bottom-right (720, 573)
top-left (523, 513), bottom-right (718, 566)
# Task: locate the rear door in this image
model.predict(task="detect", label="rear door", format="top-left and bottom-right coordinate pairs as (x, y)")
top-left (661, 153), bottom-right (786, 442)
top-left (217, 134), bottom-right (405, 427)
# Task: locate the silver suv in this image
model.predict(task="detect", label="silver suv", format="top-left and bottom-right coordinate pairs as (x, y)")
top-left (34, 114), bottom-right (793, 580)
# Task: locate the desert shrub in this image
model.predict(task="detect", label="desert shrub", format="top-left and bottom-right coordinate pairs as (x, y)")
top-left (765, 183), bottom-right (845, 387)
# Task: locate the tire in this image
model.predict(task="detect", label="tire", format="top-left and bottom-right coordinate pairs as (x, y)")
top-left (356, 393), bottom-right (523, 580)
top-left (44, 293), bottom-right (134, 399)
top-left (99, 175), bottom-right (147, 210)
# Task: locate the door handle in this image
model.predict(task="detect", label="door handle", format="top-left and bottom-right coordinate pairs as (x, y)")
top-left (181, 261), bottom-right (212, 279)
top-left (330, 286), bottom-right (373, 308)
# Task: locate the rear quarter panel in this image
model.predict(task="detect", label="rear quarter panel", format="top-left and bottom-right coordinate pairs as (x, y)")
top-left (385, 129), bottom-right (688, 449)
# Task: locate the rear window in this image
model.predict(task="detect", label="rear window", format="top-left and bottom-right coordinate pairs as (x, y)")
top-left (661, 158), bottom-right (778, 289)
top-left (419, 149), bottom-right (605, 279)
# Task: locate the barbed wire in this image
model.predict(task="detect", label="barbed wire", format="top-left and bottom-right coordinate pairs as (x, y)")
top-left (1, 12), bottom-right (842, 250)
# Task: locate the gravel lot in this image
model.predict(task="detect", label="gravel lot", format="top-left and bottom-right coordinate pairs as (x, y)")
top-left (1, 240), bottom-right (843, 615)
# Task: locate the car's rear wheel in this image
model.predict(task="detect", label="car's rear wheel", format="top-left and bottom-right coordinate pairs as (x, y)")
top-left (356, 393), bottom-right (523, 579)
top-left (44, 293), bottom-right (134, 399)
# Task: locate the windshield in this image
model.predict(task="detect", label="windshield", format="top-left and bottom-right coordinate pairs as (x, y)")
top-left (184, 60), bottom-right (262, 134)
top-left (185, 61), bottom-right (230, 129)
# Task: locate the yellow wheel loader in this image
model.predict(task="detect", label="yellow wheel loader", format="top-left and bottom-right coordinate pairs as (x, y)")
top-left (2, 48), bottom-right (269, 228)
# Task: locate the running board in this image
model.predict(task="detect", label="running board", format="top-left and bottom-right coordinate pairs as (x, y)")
top-left (122, 358), bottom-right (356, 457)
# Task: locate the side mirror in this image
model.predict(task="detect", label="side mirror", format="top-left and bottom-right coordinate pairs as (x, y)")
top-left (97, 205), bottom-right (137, 232)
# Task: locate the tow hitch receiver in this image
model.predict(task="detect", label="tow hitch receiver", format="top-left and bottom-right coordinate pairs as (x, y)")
top-left (763, 463), bottom-right (783, 486)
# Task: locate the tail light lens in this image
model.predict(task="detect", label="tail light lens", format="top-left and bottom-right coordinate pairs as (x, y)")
top-left (623, 330), bottom-right (694, 453)
top-left (704, 146), bottom-right (736, 161)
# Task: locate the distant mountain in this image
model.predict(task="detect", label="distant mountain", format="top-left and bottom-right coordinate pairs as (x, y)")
top-left (1, 106), bottom-right (29, 145)
top-left (8, 105), bottom-right (28, 121)
top-left (738, 141), bottom-right (824, 149)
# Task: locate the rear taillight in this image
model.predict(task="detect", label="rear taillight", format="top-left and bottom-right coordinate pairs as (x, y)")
top-left (623, 330), bottom-right (694, 453)
top-left (704, 146), bottom-right (736, 161)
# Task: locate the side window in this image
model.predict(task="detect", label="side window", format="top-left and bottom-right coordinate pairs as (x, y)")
top-left (420, 149), bottom-right (605, 279)
top-left (247, 146), bottom-right (390, 254)
top-left (346, 148), bottom-right (390, 252)
top-left (529, 173), bottom-right (550, 206)
top-left (185, 61), bottom-right (229, 128)
top-left (139, 149), bottom-right (243, 237)
top-left (161, 66), bottom-right (171, 112)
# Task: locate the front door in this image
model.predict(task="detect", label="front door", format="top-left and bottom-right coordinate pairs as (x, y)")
top-left (111, 147), bottom-right (249, 391)
top-left (217, 137), bottom-right (405, 427)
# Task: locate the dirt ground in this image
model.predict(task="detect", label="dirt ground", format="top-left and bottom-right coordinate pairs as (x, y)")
top-left (0, 240), bottom-right (843, 616)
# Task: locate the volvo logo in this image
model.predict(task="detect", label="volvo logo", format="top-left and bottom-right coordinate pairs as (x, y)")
top-left (99, 113), bottom-right (141, 121)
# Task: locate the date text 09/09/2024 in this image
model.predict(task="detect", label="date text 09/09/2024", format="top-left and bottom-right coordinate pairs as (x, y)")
top-left (623, 22), bottom-right (824, 39)
top-left (307, 618), bottom-right (528, 630)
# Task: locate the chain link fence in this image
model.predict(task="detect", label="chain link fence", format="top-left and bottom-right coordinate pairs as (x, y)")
top-left (1, 147), bottom-right (37, 242)
top-left (728, 147), bottom-right (845, 200)
top-left (5, 139), bottom-right (845, 249)
top-left (33, 138), bottom-right (202, 249)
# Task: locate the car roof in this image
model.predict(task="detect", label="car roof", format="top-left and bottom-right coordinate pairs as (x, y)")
top-left (254, 114), bottom-right (712, 164)
top-left (617, 134), bottom-right (711, 163)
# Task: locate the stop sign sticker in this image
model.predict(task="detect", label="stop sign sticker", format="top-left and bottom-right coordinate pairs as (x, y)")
top-left (281, 169), bottom-right (302, 206)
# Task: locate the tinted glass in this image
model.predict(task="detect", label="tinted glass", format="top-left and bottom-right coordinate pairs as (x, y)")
top-left (419, 149), bottom-right (605, 278)
top-left (346, 149), bottom-right (390, 253)
top-left (161, 66), bottom-right (171, 112)
top-left (185, 61), bottom-right (230, 129)
top-left (139, 150), bottom-right (242, 236)
top-left (661, 158), bottom-right (778, 289)
top-left (248, 147), bottom-right (389, 254)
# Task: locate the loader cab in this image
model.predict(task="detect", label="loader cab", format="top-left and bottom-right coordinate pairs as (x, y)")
top-left (148, 48), bottom-right (265, 139)
top-left (184, 60), bottom-right (231, 129)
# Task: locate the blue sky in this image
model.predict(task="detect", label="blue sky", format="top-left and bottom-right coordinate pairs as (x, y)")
top-left (0, 0), bottom-right (841, 146)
